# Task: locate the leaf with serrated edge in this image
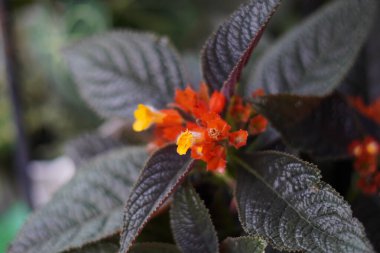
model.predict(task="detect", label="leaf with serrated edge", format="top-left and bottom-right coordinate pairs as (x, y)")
top-left (66, 237), bottom-right (119, 253)
top-left (170, 184), bottom-right (218, 253)
top-left (201, 0), bottom-right (281, 97)
top-left (221, 236), bottom-right (267, 253)
top-left (120, 145), bottom-right (195, 253)
top-left (234, 151), bottom-right (375, 252)
top-left (64, 30), bottom-right (186, 118)
top-left (248, 0), bottom-right (377, 96)
top-left (8, 147), bottom-right (147, 253)
top-left (129, 243), bottom-right (181, 253)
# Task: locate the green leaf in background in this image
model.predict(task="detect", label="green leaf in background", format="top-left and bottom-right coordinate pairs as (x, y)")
top-left (64, 132), bottom-right (122, 167)
top-left (120, 145), bottom-right (195, 253)
top-left (253, 93), bottom-right (363, 159)
top-left (234, 151), bottom-right (374, 252)
top-left (18, 2), bottom-right (109, 109)
top-left (248, 0), bottom-right (377, 96)
top-left (129, 243), bottom-right (181, 253)
top-left (220, 236), bottom-right (267, 253)
top-left (201, 0), bottom-right (281, 97)
top-left (8, 147), bottom-right (147, 253)
top-left (64, 30), bottom-right (186, 119)
top-left (170, 184), bottom-right (218, 253)
top-left (0, 203), bottom-right (29, 253)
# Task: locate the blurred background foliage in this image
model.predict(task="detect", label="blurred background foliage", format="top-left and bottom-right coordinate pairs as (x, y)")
top-left (0, 0), bottom-right (330, 251)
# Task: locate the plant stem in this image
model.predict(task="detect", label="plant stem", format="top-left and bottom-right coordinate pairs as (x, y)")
top-left (0, 0), bottom-right (32, 208)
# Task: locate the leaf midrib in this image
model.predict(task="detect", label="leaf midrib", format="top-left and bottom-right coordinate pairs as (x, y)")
top-left (233, 155), bottom-right (370, 252)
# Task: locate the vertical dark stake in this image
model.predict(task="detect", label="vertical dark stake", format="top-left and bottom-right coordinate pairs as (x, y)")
top-left (0, 0), bottom-right (32, 207)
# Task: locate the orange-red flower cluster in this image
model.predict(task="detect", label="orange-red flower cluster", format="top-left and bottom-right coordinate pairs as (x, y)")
top-left (228, 90), bottom-right (268, 136)
top-left (132, 84), bottom-right (268, 173)
top-left (349, 136), bottom-right (380, 194)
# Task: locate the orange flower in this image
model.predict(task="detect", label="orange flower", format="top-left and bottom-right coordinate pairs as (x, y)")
top-left (159, 109), bottom-right (183, 126)
top-left (252, 88), bottom-right (265, 98)
top-left (230, 96), bottom-right (252, 123)
top-left (132, 84), bottom-right (267, 173)
top-left (175, 87), bottom-right (199, 113)
top-left (204, 114), bottom-right (231, 141)
top-left (249, 115), bottom-right (268, 135)
top-left (348, 136), bottom-right (380, 194)
top-left (175, 108), bottom-right (237, 172)
top-left (349, 96), bottom-right (380, 125)
top-left (229, 130), bottom-right (248, 148)
top-left (357, 177), bottom-right (378, 195)
top-left (209, 91), bottom-right (226, 114)
top-left (204, 144), bottom-right (226, 173)
top-left (348, 140), bottom-right (363, 157)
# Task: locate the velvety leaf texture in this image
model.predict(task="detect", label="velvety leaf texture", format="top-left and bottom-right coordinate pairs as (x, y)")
top-left (8, 147), bottom-right (147, 253)
top-left (170, 184), bottom-right (219, 253)
top-left (65, 132), bottom-right (122, 167)
top-left (129, 243), bottom-right (181, 253)
top-left (235, 151), bottom-right (374, 252)
top-left (120, 145), bottom-right (195, 253)
top-left (221, 236), bottom-right (267, 253)
top-left (64, 30), bottom-right (186, 118)
top-left (201, 0), bottom-right (281, 97)
top-left (248, 0), bottom-right (377, 96)
top-left (67, 238), bottom-right (119, 253)
top-left (254, 93), bottom-right (364, 158)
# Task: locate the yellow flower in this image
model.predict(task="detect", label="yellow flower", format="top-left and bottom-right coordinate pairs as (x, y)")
top-left (176, 130), bottom-right (194, 155)
top-left (133, 104), bottom-right (164, 132)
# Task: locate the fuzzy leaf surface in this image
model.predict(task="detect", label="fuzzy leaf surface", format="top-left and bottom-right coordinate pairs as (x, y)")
top-left (120, 145), bottom-right (194, 253)
top-left (67, 237), bottom-right (119, 253)
top-left (8, 147), bottom-right (147, 253)
top-left (68, 242), bottom-right (180, 253)
top-left (235, 151), bottom-right (374, 252)
top-left (221, 236), bottom-right (267, 253)
top-left (170, 184), bottom-right (218, 253)
top-left (64, 30), bottom-right (186, 118)
top-left (65, 132), bottom-right (122, 167)
top-left (253, 93), bottom-right (364, 158)
top-left (201, 0), bottom-right (281, 97)
top-left (248, 0), bottom-right (377, 96)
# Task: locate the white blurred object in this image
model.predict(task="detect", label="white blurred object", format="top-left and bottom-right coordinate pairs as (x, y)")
top-left (29, 156), bottom-right (76, 208)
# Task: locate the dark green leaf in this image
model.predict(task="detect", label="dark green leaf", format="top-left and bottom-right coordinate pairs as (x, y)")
top-left (170, 184), bottom-right (218, 253)
top-left (254, 93), bottom-right (363, 159)
top-left (65, 133), bottom-right (122, 167)
top-left (353, 195), bottom-right (380, 252)
top-left (64, 30), bottom-right (186, 118)
top-left (8, 147), bottom-right (147, 253)
top-left (66, 236), bottom-right (119, 253)
top-left (68, 241), bottom-right (181, 253)
top-left (201, 0), bottom-right (281, 97)
top-left (365, 11), bottom-right (380, 102)
top-left (234, 151), bottom-right (374, 252)
top-left (248, 0), bottom-right (377, 96)
top-left (129, 243), bottom-right (181, 253)
top-left (220, 236), bottom-right (267, 253)
top-left (120, 145), bottom-right (195, 253)
top-left (340, 7), bottom-right (380, 103)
